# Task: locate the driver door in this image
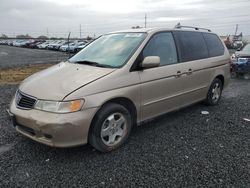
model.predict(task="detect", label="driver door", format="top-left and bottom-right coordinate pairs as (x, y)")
top-left (138, 32), bottom-right (185, 121)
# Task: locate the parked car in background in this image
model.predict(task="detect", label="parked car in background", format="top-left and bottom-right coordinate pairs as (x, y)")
top-left (68, 41), bottom-right (87, 53)
top-left (231, 43), bottom-right (250, 79)
top-left (22, 40), bottom-right (38, 48)
top-left (47, 40), bottom-right (66, 50)
top-left (76, 43), bottom-right (88, 52)
top-left (53, 41), bottom-right (67, 50)
top-left (37, 41), bottom-right (52, 49)
top-left (12, 40), bottom-right (20, 46)
top-left (0, 39), bottom-right (92, 52)
top-left (233, 40), bottom-right (244, 50)
top-left (26, 40), bottom-right (45, 48)
top-left (0, 40), bottom-right (7, 45)
top-left (7, 40), bottom-right (13, 46)
top-left (59, 42), bottom-right (74, 52)
top-left (13, 40), bottom-right (27, 47)
top-left (0, 40), bottom-right (14, 45)
top-left (46, 40), bottom-right (58, 48)
top-left (8, 26), bottom-right (230, 152)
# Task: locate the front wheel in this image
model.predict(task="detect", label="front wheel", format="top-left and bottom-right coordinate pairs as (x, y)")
top-left (205, 78), bottom-right (223, 106)
top-left (89, 103), bottom-right (132, 152)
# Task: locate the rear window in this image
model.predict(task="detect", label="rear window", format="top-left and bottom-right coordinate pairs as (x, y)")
top-left (173, 31), bottom-right (208, 62)
top-left (203, 33), bottom-right (224, 57)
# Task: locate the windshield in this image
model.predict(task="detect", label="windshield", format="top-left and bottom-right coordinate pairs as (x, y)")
top-left (69, 32), bottom-right (146, 68)
top-left (242, 44), bottom-right (250, 52)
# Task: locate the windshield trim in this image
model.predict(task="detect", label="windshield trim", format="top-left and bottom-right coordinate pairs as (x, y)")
top-left (69, 32), bottom-right (148, 69)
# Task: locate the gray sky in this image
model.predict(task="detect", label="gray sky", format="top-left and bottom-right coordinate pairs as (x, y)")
top-left (1, 0), bottom-right (250, 38)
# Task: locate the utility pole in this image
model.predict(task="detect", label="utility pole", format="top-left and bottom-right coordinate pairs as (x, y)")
top-left (144, 13), bottom-right (147, 28)
top-left (234, 24), bottom-right (238, 36)
top-left (68, 32), bottom-right (71, 58)
top-left (46, 28), bottom-right (49, 38)
top-left (80, 24), bottom-right (82, 39)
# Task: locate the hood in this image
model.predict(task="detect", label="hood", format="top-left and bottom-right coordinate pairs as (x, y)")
top-left (19, 62), bottom-right (115, 100)
top-left (235, 51), bottom-right (250, 57)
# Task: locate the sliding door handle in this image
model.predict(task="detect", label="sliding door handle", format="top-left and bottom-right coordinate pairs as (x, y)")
top-left (175, 71), bottom-right (182, 78)
top-left (186, 68), bottom-right (193, 75)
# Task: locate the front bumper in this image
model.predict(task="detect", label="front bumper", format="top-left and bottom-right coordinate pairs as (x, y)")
top-left (9, 100), bottom-right (98, 147)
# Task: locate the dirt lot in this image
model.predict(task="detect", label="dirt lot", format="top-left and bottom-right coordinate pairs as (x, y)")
top-left (0, 64), bottom-right (52, 84)
top-left (0, 46), bottom-right (250, 187)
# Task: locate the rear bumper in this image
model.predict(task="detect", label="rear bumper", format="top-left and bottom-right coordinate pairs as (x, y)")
top-left (9, 100), bottom-right (98, 147)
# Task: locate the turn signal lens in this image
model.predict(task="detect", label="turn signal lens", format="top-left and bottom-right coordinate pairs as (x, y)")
top-left (70, 100), bottom-right (83, 112)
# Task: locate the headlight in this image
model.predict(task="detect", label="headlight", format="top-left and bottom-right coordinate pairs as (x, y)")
top-left (34, 99), bottom-right (84, 113)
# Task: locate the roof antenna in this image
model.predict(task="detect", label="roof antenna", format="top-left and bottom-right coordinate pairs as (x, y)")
top-left (175, 22), bottom-right (181, 29)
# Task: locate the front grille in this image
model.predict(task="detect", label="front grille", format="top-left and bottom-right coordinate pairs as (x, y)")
top-left (16, 91), bottom-right (37, 109)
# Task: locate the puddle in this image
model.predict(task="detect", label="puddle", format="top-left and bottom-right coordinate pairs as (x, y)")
top-left (0, 144), bottom-right (14, 155)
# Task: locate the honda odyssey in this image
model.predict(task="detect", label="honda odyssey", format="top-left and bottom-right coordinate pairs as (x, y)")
top-left (8, 26), bottom-right (231, 152)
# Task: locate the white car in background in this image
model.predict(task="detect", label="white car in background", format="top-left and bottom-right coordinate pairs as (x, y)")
top-left (37, 41), bottom-right (51, 49)
top-left (13, 40), bottom-right (25, 47)
top-left (76, 43), bottom-right (88, 52)
top-left (68, 42), bottom-right (87, 53)
top-left (59, 42), bottom-right (74, 52)
top-left (47, 40), bottom-right (66, 50)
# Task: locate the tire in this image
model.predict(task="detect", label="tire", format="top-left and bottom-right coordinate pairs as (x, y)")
top-left (205, 78), bottom-right (223, 106)
top-left (89, 103), bottom-right (132, 152)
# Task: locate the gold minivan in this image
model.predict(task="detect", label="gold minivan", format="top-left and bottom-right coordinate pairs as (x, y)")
top-left (8, 26), bottom-right (230, 152)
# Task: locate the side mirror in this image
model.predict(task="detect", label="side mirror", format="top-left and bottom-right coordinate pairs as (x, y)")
top-left (141, 56), bottom-right (160, 69)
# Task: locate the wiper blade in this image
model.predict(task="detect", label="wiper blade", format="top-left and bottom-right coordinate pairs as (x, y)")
top-left (72, 60), bottom-right (114, 68)
top-left (73, 60), bottom-right (99, 65)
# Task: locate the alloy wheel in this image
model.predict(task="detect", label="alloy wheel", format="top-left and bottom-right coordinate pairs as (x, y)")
top-left (211, 83), bottom-right (221, 103)
top-left (101, 113), bottom-right (127, 147)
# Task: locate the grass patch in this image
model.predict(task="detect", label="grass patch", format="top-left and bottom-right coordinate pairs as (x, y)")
top-left (0, 64), bottom-right (53, 85)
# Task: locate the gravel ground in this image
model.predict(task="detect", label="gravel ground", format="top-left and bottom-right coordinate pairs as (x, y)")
top-left (0, 78), bottom-right (250, 187)
top-left (0, 45), bottom-right (68, 69)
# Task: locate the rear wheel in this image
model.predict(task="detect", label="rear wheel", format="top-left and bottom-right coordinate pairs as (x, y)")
top-left (205, 78), bottom-right (223, 106)
top-left (89, 103), bottom-right (132, 152)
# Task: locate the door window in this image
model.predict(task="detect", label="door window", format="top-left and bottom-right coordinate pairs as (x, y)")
top-left (142, 32), bottom-right (178, 66)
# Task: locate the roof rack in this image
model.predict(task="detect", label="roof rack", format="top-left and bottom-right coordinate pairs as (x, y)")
top-left (174, 23), bottom-right (211, 32)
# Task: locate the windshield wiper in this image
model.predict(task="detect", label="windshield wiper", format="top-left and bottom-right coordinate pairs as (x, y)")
top-left (72, 60), bottom-right (115, 68)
